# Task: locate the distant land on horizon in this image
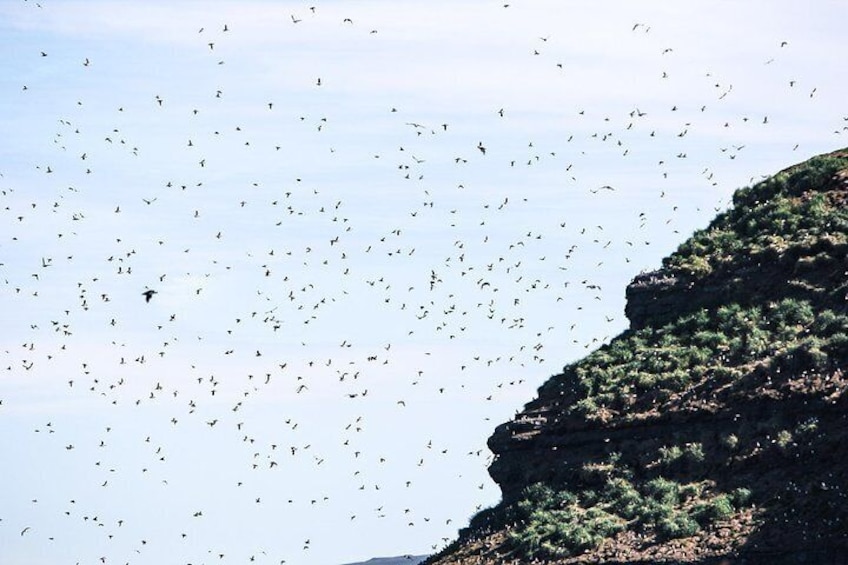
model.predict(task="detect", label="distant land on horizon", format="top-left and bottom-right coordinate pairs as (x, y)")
top-left (338, 555), bottom-right (428, 565)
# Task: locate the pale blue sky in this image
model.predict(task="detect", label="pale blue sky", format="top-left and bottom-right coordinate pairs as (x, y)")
top-left (1, 1), bottom-right (846, 564)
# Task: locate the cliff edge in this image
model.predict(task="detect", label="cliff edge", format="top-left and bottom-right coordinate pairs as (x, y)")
top-left (427, 149), bottom-right (848, 564)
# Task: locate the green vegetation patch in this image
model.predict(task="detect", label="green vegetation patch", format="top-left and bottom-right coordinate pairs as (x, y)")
top-left (506, 456), bottom-right (749, 559)
top-left (662, 154), bottom-right (848, 277)
top-left (555, 298), bottom-right (848, 420)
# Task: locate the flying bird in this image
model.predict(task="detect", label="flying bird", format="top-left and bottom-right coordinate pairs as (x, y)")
top-left (590, 185), bottom-right (616, 193)
top-left (142, 289), bottom-right (157, 303)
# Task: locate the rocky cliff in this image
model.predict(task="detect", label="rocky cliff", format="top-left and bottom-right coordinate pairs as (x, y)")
top-left (426, 149), bottom-right (848, 564)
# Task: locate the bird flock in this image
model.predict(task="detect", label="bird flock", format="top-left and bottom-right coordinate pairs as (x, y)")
top-left (1, 1), bottom-right (846, 564)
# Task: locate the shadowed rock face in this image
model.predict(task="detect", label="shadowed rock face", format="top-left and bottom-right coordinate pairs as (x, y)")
top-left (426, 149), bottom-right (848, 565)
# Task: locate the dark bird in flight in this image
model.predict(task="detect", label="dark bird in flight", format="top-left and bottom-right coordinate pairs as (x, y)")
top-left (142, 289), bottom-right (157, 303)
top-left (590, 185), bottom-right (615, 193)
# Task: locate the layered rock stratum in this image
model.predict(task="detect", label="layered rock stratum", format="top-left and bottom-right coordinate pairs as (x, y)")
top-left (426, 149), bottom-right (848, 564)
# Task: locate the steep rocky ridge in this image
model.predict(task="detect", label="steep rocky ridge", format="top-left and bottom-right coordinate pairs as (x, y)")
top-left (426, 149), bottom-right (848, 564)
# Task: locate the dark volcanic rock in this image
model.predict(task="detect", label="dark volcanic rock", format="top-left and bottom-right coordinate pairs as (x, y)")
top-left (624, 270), bottom-right (692, 330)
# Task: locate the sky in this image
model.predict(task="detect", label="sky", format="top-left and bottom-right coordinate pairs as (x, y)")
top-left (0, 1), bottom-right (846, 564)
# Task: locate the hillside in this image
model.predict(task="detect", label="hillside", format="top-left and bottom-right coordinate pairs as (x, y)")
top-left (339, 556), bottom-right (428, 565)
top-left (426, 149), bottom-right (848, 564)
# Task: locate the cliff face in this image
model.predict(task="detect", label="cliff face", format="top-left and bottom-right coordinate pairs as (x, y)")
top-left (427, 149), bottom-right (848, 564)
